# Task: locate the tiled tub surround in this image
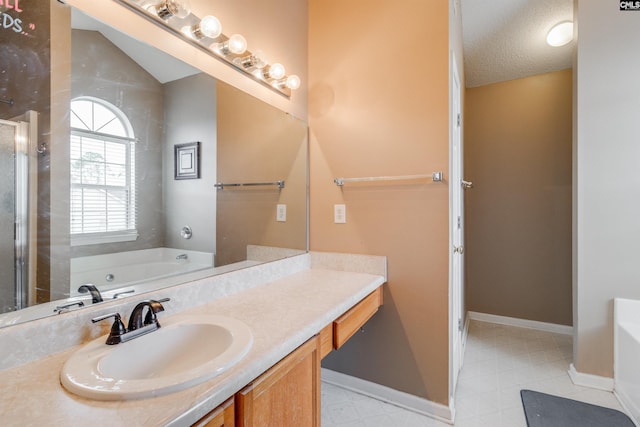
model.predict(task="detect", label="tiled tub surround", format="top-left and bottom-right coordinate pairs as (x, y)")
top-left (0, 252), bottom-right (386, 426)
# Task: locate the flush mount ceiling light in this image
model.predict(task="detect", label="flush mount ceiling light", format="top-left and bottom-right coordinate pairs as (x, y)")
top-left (546, 21), bottom-right (574, 47)
top-left (116, 0), bottom-right (301, 97)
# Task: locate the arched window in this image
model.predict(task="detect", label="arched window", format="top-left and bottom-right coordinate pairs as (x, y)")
top-left (70, 97), bottom-right (137, 245)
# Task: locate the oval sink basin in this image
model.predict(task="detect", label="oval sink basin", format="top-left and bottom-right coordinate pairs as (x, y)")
top-left (60, 314), bottom-right (253, 400)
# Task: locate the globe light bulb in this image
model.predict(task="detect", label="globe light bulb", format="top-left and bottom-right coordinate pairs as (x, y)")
top-left (266, 63), bottom-right (285, 80)
top-left (184, 15), bottom-right (221, 39)
top-left (285, 75), bottom-right (301, 90)
top-left (227, 34), bottom-right (247, 55)
top-left (198, 15), bottom-right (222, 38)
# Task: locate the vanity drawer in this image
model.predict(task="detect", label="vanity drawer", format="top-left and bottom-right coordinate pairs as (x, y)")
top-left (333, 287), bottom-right (382, 349)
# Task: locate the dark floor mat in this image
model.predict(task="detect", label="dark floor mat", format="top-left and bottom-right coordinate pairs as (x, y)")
top-left (520, 389), bottom-right (635, 427)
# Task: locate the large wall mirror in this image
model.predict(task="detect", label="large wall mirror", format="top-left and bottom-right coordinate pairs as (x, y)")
top-left (0, 4), bottom-right (307, 328)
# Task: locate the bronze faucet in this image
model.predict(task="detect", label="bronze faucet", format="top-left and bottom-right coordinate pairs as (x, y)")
top-left (91, 298), bottom-right (170, 345)
top-left (78, 284), bottom-right (104, 304)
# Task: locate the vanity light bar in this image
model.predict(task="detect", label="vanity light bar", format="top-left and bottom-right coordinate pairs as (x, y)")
top-left (114, 0), bottom-right (300, 98)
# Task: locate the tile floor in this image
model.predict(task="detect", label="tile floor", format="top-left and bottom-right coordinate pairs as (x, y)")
top-left (321, 320), bottom-right (627, 426)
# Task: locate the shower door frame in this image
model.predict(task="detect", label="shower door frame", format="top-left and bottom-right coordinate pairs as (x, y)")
top-left (1, 111), bottom-right (38, 310)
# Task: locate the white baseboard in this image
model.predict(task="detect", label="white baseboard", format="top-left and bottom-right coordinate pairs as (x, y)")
top-left (321, 368), bottom-right (454, 424)
top-left (614, 390), bottom-right (640, 427)
top-left (467, 311), bottom-right (573, 335)
top-left (568, 363), bottom-right (614, 391)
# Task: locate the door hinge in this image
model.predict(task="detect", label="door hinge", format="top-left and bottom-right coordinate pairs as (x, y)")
top-left (457, 216), bottom-right (461, 229)
top-left (457, 113), bottom-right (461, 127)
top-left (458, 318), bottom-right (463, 332)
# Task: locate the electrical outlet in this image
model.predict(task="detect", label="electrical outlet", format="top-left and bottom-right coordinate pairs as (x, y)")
top-left (276, 204), bottom-right (286, 222)
top-left (334, 204), bottom-right (346, 224)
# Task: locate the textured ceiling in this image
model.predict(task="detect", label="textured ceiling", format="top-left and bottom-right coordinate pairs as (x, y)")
top-left (460, 0), bottom-right (574, 88)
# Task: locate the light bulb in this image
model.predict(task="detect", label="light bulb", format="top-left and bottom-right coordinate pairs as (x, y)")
top-left (216, 34), bottom-right (247, 55)
top-left (184, 15), bottom-right (221, 39)
top-left (156, 0), bottom-right (191, 19)
top-left (227, 34), bottom-right (247, 55)
top-left (546, 21), bottom-right (573, 47)
top-left (198, 15), bottom-right (222, 38)
top-left (266, 63), bottom-right (285, 80)
top-left (285, 75), bottom-right (301, 90)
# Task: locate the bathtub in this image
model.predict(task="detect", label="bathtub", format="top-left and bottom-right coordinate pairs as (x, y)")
top-left (0, 249), bottom-right (245, 328)
top-left (70, 247), bottom-right (214, 293)
top-left (614, 298), bottom-right (640, 425)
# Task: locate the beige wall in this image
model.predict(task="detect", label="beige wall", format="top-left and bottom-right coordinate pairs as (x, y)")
top-left (216, 82), bottom-right (307, 266)
top-left (574, 0), bottom-right (640, 378)
top-left (464, 69), bottom-right (573, 326)
top-left (309, 0), bottom-right (451, 404)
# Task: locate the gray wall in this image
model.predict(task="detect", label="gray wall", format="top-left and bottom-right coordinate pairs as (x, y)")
top-left (69, 29), bottom-right (164, 258)
top-left (162, 74), bottom-right (217, 253)
top-left (574, 0), bottom-right (640, 378)
top-left (465, 69), bottom-right (573, 326)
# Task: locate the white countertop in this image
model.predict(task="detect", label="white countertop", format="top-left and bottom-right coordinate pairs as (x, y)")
top-left (0, 267), bottom-right (384, 426)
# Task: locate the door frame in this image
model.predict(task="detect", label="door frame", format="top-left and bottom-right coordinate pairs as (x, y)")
top-left (448, 50), bottom-right (465, 403)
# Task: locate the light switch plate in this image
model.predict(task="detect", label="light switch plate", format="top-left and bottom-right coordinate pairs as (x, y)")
top-left (276, 204), bottom-right (286, 222)
top-left (334, 204), bottom-right (346, 224)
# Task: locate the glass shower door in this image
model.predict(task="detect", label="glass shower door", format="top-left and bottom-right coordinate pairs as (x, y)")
top-left (0, 114), bottom-right (34, 313)
top-left (0, 120), bottom-right (17, 314)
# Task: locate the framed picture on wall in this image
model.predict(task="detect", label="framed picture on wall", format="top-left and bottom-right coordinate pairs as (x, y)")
top-left (174, 142), bottom-right (201, 180)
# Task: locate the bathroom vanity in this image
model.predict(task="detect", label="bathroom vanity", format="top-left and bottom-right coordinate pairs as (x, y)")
top-left (0, 252), bottom-right (386, 426)
top-left (197, 286), bottom-right (382, 427)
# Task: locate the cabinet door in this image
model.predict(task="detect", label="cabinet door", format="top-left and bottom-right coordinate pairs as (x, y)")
top-left (236, 336), bottom-right (320, 427)
top-left (192, 397), bottom-right (234, 427)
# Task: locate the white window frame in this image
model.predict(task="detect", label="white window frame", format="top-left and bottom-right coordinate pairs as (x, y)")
top-left (69, 97), bottom-right (138, 246)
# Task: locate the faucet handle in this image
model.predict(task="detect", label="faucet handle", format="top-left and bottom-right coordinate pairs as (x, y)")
top-left (54, 300), bottom-right (85, 314)
top-left (92, 313), bottom-right (127, 345)
top-left (143, 298), bottom-right (170, 326)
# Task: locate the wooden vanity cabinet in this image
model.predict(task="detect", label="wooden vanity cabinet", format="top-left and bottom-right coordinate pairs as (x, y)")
top-left (236, 335), bottom-right (321, 427)
top-left (319, 323), bottom-right (334, 359)
top-left (192, 286), bottom-right (382, 426)
top-left (193, 397), bottom-right (235, 427)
